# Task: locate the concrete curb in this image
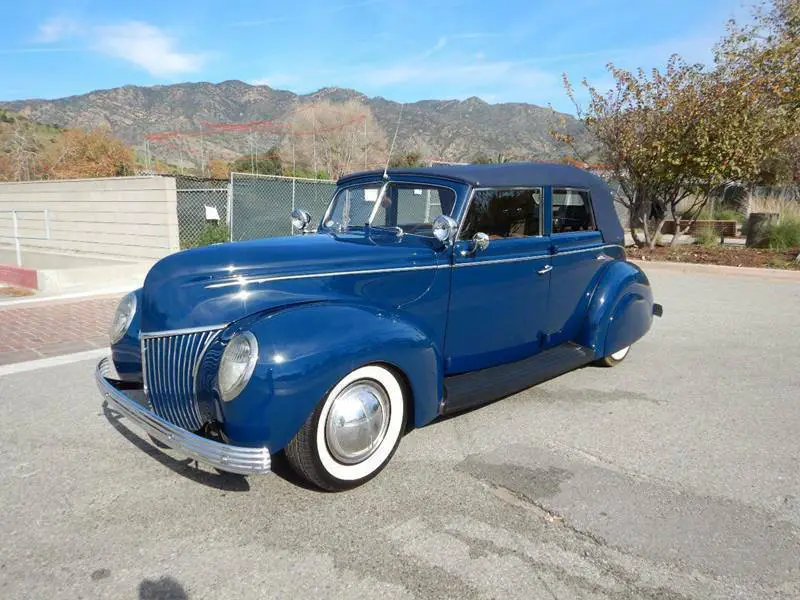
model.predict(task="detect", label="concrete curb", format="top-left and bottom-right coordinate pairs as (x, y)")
top-left (0, 264), bottom-right (37, 289)
top-left (631, 259), bottom-right (800, 281)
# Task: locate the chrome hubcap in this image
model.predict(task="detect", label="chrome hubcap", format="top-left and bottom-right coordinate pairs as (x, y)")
top-left (611, 346), bottom-right (630, 361)
top-left (325, 380), bottom-right (391, 464)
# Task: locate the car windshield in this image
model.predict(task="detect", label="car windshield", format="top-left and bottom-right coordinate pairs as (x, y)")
top-left (323, 182), bottom-right (457, 237)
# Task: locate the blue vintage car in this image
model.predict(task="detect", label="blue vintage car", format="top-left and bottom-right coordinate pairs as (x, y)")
top-left (97, 163), bottom-right (662, 490)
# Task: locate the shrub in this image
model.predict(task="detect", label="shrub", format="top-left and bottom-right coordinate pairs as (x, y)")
top-left (695, 225), bottom-right (721, 247)
top-left (185, 223), bottom-right (230, 249)
top-left (714, 209), bottom-right (743, 223)
top-left (767, 218), bottom-right (800, 250)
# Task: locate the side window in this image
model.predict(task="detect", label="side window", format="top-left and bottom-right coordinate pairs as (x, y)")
top-left (461, 188), bottom-right (542, 240)
top-left (552, 189), bottom-right (595, 234)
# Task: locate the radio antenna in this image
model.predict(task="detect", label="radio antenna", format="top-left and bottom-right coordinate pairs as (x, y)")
top-left (383, 102), bottom-right (405, 179)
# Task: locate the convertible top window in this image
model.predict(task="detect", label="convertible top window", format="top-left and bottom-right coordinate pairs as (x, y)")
top-left (552, 188), bottom-right (595, 233)
top-left (461, 188), bottom-right (542, 240)
top-left (324, 182), bottom-right (456, 237)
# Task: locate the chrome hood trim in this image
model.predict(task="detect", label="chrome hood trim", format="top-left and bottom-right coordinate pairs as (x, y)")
top-left (140, 232), bottom-right (443, 333)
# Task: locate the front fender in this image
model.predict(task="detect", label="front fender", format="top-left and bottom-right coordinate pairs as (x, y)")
top-left (216, 302), bottom-right (442, 451)
top-left (577, 260), bottom-right (655, 357)
top-left (110, 288), bottom-right (143, 381)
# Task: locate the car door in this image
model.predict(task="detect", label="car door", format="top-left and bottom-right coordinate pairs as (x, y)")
top-left (444, 187), bottom-right (551, 375)
top-left (546, 187), bottom-right (608, 346)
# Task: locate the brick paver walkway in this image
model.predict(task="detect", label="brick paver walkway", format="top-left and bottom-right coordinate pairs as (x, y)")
top-left (0, 295), bottom-right (121, 365)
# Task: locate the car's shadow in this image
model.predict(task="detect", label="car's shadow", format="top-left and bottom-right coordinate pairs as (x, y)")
top-left (102, 401), bottom-right (319, 492)
top-left (102, 402), bottom-right (250, 492)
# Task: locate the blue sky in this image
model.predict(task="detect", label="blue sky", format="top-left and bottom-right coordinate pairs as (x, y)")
top-left (1, 0), bottom-right (748, 113)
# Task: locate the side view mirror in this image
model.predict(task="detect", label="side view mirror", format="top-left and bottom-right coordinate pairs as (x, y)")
top-left (471, 232), bottom-right (490, 252)
top-left (291, 209), bottom-right (312, 233)
top-left (463, 232), bottom-right (490, 256)
top-left (432, 215), bottom-right (458, 246)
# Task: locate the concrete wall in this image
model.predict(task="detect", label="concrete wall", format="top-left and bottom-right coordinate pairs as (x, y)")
top-left (0, 176), bottom-right (179, 261)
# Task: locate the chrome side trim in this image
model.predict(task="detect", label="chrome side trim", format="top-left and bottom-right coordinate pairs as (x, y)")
top-left (556, 243), bottom-right (623, 257)
top-left (206, 244), bottom-right (624, 287)
top-left (206, 263), bottom-right (450, 289)
top-left (452, 244), bottom-right (624, 268)
top-left (96, 357), bottom-right (271, 475)
top-left (140, 324), bottom-right (229, 339)
top-left (454, 254), bottom-right (550, 267)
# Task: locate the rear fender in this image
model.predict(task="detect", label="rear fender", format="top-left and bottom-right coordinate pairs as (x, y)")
top-left (217, 302), bottom-right (442, 451)
top-left (577, 260), bottom-right (654, 358)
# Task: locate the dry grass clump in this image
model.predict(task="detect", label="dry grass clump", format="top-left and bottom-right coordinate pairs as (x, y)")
top-left (748, 196), bottom-right (800, 220)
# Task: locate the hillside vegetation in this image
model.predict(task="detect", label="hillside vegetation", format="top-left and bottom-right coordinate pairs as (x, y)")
top-left (0, 84), bottom-right (592, 168)
top-left (0, 110), bottom-right (135, 180)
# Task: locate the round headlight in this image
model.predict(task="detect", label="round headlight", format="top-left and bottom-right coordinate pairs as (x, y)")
top-left (218, 331), bottom-right (259, 402)
top-left (109, 292), bottom-right (136, 344)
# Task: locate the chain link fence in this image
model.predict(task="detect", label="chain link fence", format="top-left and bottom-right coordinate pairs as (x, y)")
top-left (229, 173), bottom-right (336, 241)
top-left (175, 175), bottom-right (230, 248)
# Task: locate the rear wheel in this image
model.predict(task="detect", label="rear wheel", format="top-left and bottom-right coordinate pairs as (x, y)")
top-left (596, 345), bottom-right (631, 367)
top-left (285, 364), bottom-right (407, 491)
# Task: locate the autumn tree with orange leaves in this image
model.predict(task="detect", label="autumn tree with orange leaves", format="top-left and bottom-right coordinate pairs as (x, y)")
top-left (0, 115), bottom-right (136, 181)
top-left (46, 128), bottom-right (135, 179)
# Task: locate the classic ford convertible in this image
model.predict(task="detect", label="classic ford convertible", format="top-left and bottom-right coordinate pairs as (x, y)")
top-left (97, 163), bottom-right (661, 490)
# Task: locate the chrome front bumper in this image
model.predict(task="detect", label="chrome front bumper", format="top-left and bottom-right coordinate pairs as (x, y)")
top-left (95, 357), bottom-right (271, 475)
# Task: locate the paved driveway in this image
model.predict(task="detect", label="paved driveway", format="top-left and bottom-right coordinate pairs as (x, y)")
top-left (1, 264), bottom-right (799, 599)
top-left (0, 295), bottom-right (120, 365)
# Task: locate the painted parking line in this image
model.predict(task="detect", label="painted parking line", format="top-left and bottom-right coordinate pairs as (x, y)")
top-left (0, 287), bottom-right (132, 308)
top-left (0, 348), bottom-right (108, 377)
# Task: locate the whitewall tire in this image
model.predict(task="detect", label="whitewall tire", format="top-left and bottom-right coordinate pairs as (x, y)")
top-left (596, 345), bottom-right (631, 367)
top-left (285, 364), bottom-right (407, 491)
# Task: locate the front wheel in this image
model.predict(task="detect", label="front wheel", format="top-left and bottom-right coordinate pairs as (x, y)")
top-left (285, 364), bottom-right (407, 491)
top-left (595, 345), bottom-right (631, 367)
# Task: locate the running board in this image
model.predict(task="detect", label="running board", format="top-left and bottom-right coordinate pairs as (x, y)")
top-left (441, 342), bottom-right (595, 415)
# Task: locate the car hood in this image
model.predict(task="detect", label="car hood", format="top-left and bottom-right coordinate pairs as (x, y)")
top-left (140, 231), bottom-right (443, 332)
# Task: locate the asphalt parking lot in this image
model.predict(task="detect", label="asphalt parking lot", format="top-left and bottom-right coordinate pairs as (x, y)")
top-left (2, 263), bottom-right (799, 600)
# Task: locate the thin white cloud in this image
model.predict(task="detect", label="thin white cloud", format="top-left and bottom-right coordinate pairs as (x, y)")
top-left (355, 59), bottom-right (557, 92)
top-left (93, 21), bottom-right (206, 77)
top-left (249, 73), bottom-right (302, 88)
top-left (36, 16), bottom-right (82, 43)
top-left (35, 17), bottom-right (206, 77)
top-left (419, 37), bottom-right (448, 60)
top-left (252, 56), bottom-right (561, 104)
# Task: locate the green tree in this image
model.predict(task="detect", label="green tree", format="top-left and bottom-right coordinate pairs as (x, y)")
top-left (715, 0), bottom-right (800, 185)
top-left (557, 7), bottom-right (795, 249)
top-left (231, 146), bottom-right (283, 175)
top-left (389, 150), bottom-right (425, 168)
top-left (471, 152), bottom-right (515, 164)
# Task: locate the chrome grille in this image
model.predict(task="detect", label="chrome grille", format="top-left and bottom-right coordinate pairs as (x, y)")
top-left (141, 328), bottom-right (221, 431)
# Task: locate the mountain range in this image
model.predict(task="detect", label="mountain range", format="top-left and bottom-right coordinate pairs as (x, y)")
top-left (0, 80), bottom-right (591, 165)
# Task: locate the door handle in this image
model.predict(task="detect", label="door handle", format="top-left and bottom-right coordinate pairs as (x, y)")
top-left (537, 265), bottom-right (553, 275)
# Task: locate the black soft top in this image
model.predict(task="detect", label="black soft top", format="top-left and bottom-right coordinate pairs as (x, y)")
top-left (339, 162), bottom-right (600, 188)
top-left (338, 163), bottom-right (624, 245)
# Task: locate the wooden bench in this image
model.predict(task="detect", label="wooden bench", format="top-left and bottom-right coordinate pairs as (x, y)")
top-left (660, 220), bottom-right (738, 237)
